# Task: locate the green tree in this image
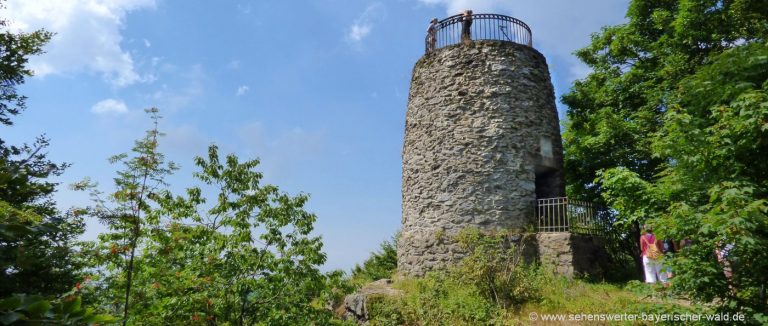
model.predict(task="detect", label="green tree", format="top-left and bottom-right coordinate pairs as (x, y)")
top-left (562, 0), bottom-right (768, 276)
top-left (75, 108), bottom-right (177, 324)
top-left (134, 144), bottom-right (332, 324)
top-left (81, 115), bottom-right (335, 324)
top-left (0, 3), bottom-right (112, 323)
top-left (0, 0), bottom-right (85, 297)
top-left (0, 4), bottom-right (52, 126)
top-left (563, 0), bottom-right (768, 206)
top-left (0, 204), bottom-right (85, 296)
top-left (599, 42), bottom-right (768, 321)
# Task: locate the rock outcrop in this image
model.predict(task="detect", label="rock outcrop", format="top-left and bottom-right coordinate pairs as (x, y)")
top-left (340, 279), bottom-right (402, 324)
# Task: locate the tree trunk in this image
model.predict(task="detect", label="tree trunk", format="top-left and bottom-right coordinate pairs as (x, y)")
top-left (122, 227), bottom-right (139, 325)
top-left (630, 221), bottom-right (643, 280)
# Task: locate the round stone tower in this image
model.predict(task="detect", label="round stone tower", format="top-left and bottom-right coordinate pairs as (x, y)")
top-left (398, 14), bottom-right (565, 276)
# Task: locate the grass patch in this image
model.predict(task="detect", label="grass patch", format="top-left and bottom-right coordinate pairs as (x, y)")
top-left (505, 276), bottom-right (709, 325)
top-left (367, 274), bottom-right (709, 325)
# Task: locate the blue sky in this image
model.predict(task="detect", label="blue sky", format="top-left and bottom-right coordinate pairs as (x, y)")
top-left (4, 0), bottom-right (628, 271)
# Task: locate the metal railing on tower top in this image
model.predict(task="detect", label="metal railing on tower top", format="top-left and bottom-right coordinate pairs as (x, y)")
top-left (425, 13), bottom-right (532, 54)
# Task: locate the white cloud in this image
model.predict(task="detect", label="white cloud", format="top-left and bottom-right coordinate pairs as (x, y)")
top-left (143, 38), bottom-right (151, 47)
top-left (347, 3), bottom-right (385, 44)
top-left (91, 98), bottom-right (128, 114)
top-left (349, 24), bottom-right (372, 42)
top-left (236, 85), bottom-right (249, 96)
top-left (6, 0), bottom-right (156, 87)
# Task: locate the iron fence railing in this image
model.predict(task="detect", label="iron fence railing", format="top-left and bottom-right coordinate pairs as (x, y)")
top-left (537, 197), bottom-right (608, 235)
top-left (425, 13), bottom-right (532, 54)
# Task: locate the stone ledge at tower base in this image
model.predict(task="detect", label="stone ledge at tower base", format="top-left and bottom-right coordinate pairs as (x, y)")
top-left (536, 232), bottom-right (611, 278)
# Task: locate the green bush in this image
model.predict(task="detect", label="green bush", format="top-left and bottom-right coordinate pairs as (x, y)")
top-left (349, 239), bottom-right (397, 287)
top-left (386, 273), bottom-right (498, 326)
top-left (366, 295), bottom-right (404, 326)
top-left (0, 294), bottom-right (116, 325)
top-left (365, 228), bottom-right (544, 325)
top-left (454, 228), bottom-right (542, 308)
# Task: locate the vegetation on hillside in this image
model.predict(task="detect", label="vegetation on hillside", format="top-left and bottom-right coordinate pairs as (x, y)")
top-left (357, 229), bottom-right (705, 325)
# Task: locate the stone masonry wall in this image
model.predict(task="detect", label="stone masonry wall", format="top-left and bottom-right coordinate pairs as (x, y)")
top-left (398, 41), bottom-right (564, 276)
top-left (537, 233), bottom-right (611, 278)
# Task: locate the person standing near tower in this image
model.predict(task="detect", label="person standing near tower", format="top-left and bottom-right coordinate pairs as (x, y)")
top-left (427, 18), bottom-right (438, 53)
top-left (461, 10), bottom-right (473, 45)
top-left (640, 224), bottom-right (668, 284)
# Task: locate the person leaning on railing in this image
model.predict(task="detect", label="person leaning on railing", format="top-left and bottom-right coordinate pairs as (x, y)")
top-left (426, 18), bottom-right (438, 53)
top-left (461, 10), bottom-right (473, 45)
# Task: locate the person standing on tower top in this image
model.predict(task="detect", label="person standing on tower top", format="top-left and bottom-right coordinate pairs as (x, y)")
top-left (461, 10), bottom-right (473, 45)
top-left (427, 18), bottom-right (438, 53)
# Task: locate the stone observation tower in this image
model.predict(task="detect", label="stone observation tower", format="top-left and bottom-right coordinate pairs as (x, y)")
top-left (398, 13), bottom-right (565, 276)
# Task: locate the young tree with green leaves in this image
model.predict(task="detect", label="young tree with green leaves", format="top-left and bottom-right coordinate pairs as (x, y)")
top-left (133, 144), bottom-right (334, 324)
top-left (80, 112), bottom-right (336, 324)
top-left (74, 108), bottom-right (177, 324)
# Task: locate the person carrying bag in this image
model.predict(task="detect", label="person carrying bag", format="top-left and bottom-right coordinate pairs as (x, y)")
top-left (640, 224), bottom-right (668, 284)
